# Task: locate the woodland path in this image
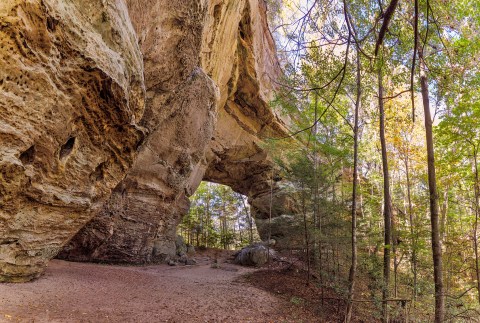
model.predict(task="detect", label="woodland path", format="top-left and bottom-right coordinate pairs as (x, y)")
top-left (0, 254), bottom-right (308, 322)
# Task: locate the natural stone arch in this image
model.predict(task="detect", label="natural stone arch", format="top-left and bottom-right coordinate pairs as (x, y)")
top-left (0, 0), bottom-right (301, 282)
top-left (59, 0), bottom-right (218, 264)
top-left (60, 0), bottom-right (298, 264)
top-left (203, 154), bottom-right (300, 250)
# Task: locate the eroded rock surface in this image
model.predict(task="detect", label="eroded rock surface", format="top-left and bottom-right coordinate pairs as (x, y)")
top-left (59, 0), bottom-right (218, 264)
top-left (0, 0), bottom-right (145, 281)
top-left (201, 0), bottom-right (298, 248)
top-left (60, 0), bottom-right (297, 264)
top-left (1, 0), bottom-right (298, 278)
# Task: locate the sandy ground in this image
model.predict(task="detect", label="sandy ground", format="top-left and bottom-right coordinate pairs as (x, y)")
top-left (0, 256), bottom-right (305, 323)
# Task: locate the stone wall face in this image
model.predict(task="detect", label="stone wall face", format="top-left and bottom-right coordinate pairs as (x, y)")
top-left (0, 0), bottom-right (145, 281)
top-left (1, 0), bottom-right (297, 279)
top-left (59, 0), bottom-right (219, 263)
top-left (60, 0), bottom-right (296, 264)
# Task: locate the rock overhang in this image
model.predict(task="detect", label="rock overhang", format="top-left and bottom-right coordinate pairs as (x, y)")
top-left (1, 0), bottom-right (296, 281)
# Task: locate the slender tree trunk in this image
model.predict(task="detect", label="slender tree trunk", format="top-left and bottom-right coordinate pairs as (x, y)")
top-left (345, 44), bottom-right (361, 323)
top-left (312, 95), bottom-right (324, 303)
top-left (419, 47), bottom-right (444, 322)
top-left (222, 197), bottom-right (227, 250)
top-left (205, 186), bottom-right (211, 248)
top-left (312, 92), bottom-right (318, 271)
top-left (331, 166), bottom-right (337, 281)
top-left (267, 169), bottom-right (274, 264)
top-left (239, 195), bottom-right (253, 244)
top-left (378, 67), bottom-right (392, 323)
top-left (200, 199), bottom-right (205, 247)
top-left (405, 154), bottom-right (418, 304)
top-left (306, 92), bottom-right (320, 286)
top-left (301, 180), bottom-right (311, 286)
top-left (196, 229), bottom-right (199, 247)
top-left (232, 215), bottom-right (237, 248)
top-left (236, 216), bottom-right (241, 247)
top-left (391, 170), bottom-right (398, 299)
top-left (440, 188), bottom-right (449, 243)
top-left (472, 147), bottom-right (480, 304)
top-left (224, 193), bottom-right (228, 249)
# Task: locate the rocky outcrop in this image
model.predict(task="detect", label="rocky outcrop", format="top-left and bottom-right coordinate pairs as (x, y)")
top-left (60, 0), bottom-right (297, 264)
top-left (0, 0), bottom-right (145, 281)
top-left (1, 0), bottom-right (298, 280)
top-left (58, 0), bottom-right (219, 264)
top-left (201, 0), bottom-right (298, 248)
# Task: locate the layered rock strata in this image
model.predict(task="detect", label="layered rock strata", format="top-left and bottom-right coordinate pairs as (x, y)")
top-left (60, 0), bottom-right (297, 263)
top-left (1, 0), bottom-right (298, 280)
top-left (0, 0), bottom-right (145, 281)
top-left (58, 0), bottom-right (218, 263)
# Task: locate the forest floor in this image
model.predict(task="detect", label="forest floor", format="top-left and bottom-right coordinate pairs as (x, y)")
top-left (0, 249), bottom-right (322, 323)
top-left (246, 261), bottom-right (381, 323)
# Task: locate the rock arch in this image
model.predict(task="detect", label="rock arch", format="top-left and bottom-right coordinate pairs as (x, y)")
top-left (0, 0), bottom-right (298, 281)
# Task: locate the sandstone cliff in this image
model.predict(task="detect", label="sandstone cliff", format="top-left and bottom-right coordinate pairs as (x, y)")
top-left (0, 0), bottom-right (144, 281)
top-left (1, 0), bottom-right (295, 281)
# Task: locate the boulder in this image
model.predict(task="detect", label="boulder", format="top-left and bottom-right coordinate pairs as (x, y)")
top-left (187, 245), bottom-right (196, 255)
top-left (234, 243), bottom-right (276, 267)
top-left (175, 235), bottom-right (188, 257)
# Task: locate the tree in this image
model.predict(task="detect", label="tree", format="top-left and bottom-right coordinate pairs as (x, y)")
top-left (180, 182), bottom-right (256, 250)
top-left (264, 0), bottom-right (480, 320)
top-left (345, 2), bottom-right (362, 320)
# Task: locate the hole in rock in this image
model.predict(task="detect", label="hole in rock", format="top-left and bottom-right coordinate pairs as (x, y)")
top-left (60, 137), bottom-right (76, 159)
top-left (213, 4), bottom-right (223, 24)
top-left (90, 162), bottom-right (106, 182)
top-left (19, 145), bottom-right (36, 164)
top-left (46, 16), bottom-right (59, 32)
top-left (178, 182), bottom-right (259, 250)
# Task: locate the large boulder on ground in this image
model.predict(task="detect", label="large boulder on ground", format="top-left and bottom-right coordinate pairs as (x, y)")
top-left (175, 235), bottom-right (188, 257)
top-left (234, 243), bottom-right (276, 267)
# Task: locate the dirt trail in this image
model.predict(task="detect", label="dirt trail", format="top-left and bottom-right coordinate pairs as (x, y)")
top-left (0, 256), bottom-right (306, 323)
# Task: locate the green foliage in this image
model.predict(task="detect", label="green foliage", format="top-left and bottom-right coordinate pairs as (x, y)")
top-left (267, 0), bottom-right (480, 319)
top-left (178, 182), bottom-right (258, 249)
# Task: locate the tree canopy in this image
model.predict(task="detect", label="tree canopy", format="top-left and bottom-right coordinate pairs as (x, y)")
top-left (262, 0), bottom-right (480, 320)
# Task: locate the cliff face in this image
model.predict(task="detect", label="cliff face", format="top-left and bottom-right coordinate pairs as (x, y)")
top-left (59, 0), bottom-right (219, 263)
top-left (1, 0), bottom-right (295, 281)
top-left (0, 0), bottom-right (145, 281)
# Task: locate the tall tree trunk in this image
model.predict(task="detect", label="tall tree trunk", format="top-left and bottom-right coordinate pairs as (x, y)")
top-left (222, 197), bottom-right (227, 250)
top-left (440, 188), bottom-right (449, 243)
top-left (345, 44), bottom-right (361, 323)
top-left (405, 154), bottom-right (418, 303)
top-left (240, 196), bottom-right (253, 244)
top-left (472, 147), bottom-right (480, 304)
top-left (205, 185), bottom-right (211, 248)
top-left (312, 92), bottom-right (319, 273)
top-left (301, 180), bottom-right (310, 286)
top-left (379, 67), bottom-right (392, 323)
top-left (419, 47), bottom-right (445, 322)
